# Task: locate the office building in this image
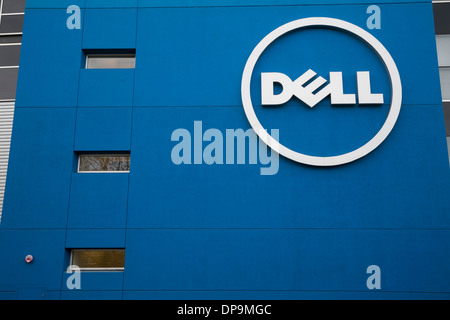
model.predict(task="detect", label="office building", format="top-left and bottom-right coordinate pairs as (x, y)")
top-left (0, 0), bottom-right (449, 300)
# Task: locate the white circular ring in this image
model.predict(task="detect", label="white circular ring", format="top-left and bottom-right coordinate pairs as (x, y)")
top-left (241, 17), bottom-right (402, 166)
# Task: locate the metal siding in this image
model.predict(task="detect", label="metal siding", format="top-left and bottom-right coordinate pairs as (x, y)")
top-left (0, 0), bottom-right (22, 222)
top-left (0, 101), bottom-right (14, 221)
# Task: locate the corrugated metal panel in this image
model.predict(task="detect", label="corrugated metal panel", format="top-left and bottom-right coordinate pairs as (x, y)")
top-left (0, 101), bottom-right (14, 222)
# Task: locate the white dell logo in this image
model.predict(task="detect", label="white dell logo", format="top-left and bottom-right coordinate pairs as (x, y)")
top-left (241, 17), bottom-right (402, 167)
top-left (261, 70), bottom-right (383, 107)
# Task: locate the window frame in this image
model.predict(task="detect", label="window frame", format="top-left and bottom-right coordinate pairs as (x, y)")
top-left (0, 43), bottom-right (21, 66)
top-left (77, 153), bottom-right (131, 174)
top-left (0, 13), bottom-right (24, 35)
top-left (68, 249), bottom-right (125, 272)
top-left (0, 0), bottom-right (23, 102)
top-left (1, 0), bottom-right (26, 14)
top-left (84, 53), bottom-right (136, 70)
top-left (436, 34), bottom-right (450, 102)
top-left (441, 67), bottom-right (450, 103)
top-left (0, 66), bottom-right (18, 101)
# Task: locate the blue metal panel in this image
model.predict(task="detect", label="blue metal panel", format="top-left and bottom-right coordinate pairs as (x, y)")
top-left (133, 3), bottom-right (440, 107)
top-left (123, 229), bottom-right (450, 293)
top-left (123, 291), bottom-right (450, 300)
top-left (61, 290), bottom-right (123, 300)
top-left (85, 0), bottom-right (138, 9)
top-left (15, 9), bottom-right (84, 108)
top-left (26, 0), bottom-right (86, 9)
top-left (82, 8), bottom-right (137, 49)
top-left (128, 105), bottom-right (450, 229)
top-left (67, 173), bottom-right (129, 229)
top-left (0, 230), bottom-right (67, 292)
top-left (25, 0), bottom-right (429, 9)
top-left (0, 292), bottom-right (19, 300)
top-left (62, 272), bottom-right (124, 291)
top-left (136, 0), bottom-right (428, 7)
top-left (65, 229), bottom-right (126, 248)
top-left (74, 107), bottom-right (132, 151)
top-left (78, 69), bottom-right (135, 107)
top-left (1, 108), bottom-right (76, 229)
top-left (16, 287), bottom-right (46, 300)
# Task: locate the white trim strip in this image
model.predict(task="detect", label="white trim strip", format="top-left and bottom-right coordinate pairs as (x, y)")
top-left (0, 32), bottom-right (23, 36)
top-left (0, 12), bottom-right (24, 16)
top-left (0, 1), bottom-right (3, 27)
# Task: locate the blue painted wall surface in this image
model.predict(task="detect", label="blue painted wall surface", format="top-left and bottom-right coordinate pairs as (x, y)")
top-left (0, 0), bottom-right (449, 299)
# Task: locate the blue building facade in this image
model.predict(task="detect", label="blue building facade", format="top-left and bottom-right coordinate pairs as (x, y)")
top-left (0, 0), bottom-right (449, 299)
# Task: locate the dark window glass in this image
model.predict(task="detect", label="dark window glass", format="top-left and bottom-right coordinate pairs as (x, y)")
top-left (433, 3), bottom-right (450, 35)
top-left (443, 102), bottom-right (450, 137)
top-left (2, 0), bottom-right (26, 13)
top-left (71, 249), bottom-right (125, 270)
top-left (0, 35), bottom-right (21, 44)
top-left (78, 154), bottom-right (131, 172)
top-left (0, 45), bottom-right (20, 66)
top-left (0, 67), bottom-right (18, 100)
top-left (0, 14), bottom-right (24, 34)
